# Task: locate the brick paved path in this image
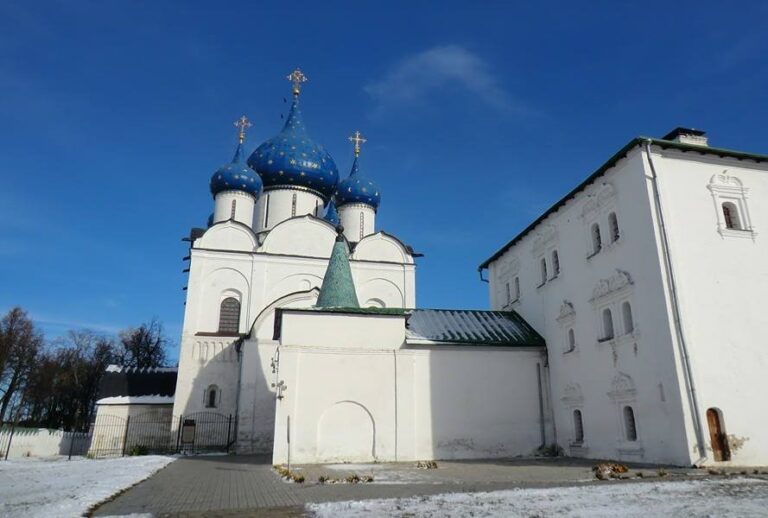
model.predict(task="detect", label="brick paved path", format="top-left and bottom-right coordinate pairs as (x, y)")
top-left (93, 455), bottom-right (699, 517)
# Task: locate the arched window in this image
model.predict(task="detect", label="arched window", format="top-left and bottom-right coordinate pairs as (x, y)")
top-left (573, 409), bottom-right (584, 443)
top-left (291, 193), bottom-right (297, 217)
top-left (540, 258), bottom-right (548, 285)
top-left (360, 212), bottom-right (365, 240)
top-left (218, 297), bottom-right (241, 335)
top-left (505, 282), bottom-right (511, 305)
top-left (552, 250), bottom-right (560, 276)
top-left (623, 406), bottom-right (637, 441)
top-left (722, 202), bottom-right (741, 230)
top-left (567, 328), bottom-right (576, 352)
top-left (205, 385), bottom-right (219, 408)
top-left (602, 308), bottom-right (614, 340)
top-left (230, 199), bottom-right (237, 220)
top-left (591, 223), bottom-right (602, 255)
top-left (622, 301), bottom-right (634, 334)
top-left (514, 277), bottom-right (520, 300)
top-left (264, 194), bottom-right (271, 228)
top-left (608, 212), bottom-right (620, 242)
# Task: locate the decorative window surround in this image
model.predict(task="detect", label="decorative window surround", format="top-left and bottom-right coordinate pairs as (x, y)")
top-left (561, 382), bottom-right (584, 407)
top-left (707, 171), bottom-right (757, 240)
top-left (590, 270), bottom-right (633, 306)
top-left (556, 301), bottom-right (576, 327)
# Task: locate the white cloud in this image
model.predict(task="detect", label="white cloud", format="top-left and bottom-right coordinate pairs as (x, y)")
top-left (365, 45), bottom-right (519, 112)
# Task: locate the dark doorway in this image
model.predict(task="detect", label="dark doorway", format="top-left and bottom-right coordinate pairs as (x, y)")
top-left (706, 408), bottom-right (730, 462)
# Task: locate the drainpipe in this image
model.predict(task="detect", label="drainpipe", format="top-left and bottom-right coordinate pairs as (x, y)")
top-left (233, 336), bottom-right (245, 450)
top-left (643, 140), bottom-right (707, 464)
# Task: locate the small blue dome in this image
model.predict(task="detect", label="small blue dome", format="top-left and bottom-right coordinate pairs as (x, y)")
top-left (334, 156), bottom-right (381, 210)
top-left (247, 97), bottom-right (339, 200)
top-left (324, 199), bottom-right (340, 226)
top-left (210, 143), bottom-right (263, 198)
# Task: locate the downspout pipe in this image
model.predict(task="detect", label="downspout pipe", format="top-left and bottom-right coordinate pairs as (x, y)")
top-left (643, 140), bottom-right (707, 464)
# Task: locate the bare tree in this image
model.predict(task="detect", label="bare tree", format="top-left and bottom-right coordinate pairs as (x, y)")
top-left (116, 318), bottom-right (168, 369)
top-left (0, 308), bottom-right (43, 422)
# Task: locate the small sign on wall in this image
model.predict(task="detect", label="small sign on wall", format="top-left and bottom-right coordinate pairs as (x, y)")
top-left (181, 419), bottom-right (196, 445)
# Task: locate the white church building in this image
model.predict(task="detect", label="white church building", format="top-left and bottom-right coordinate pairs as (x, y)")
top-left (170, 69), bottom-right (767, 467)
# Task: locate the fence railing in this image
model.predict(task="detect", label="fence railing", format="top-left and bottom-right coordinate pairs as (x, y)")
top-left (1, 412), bottom-right (235, 460)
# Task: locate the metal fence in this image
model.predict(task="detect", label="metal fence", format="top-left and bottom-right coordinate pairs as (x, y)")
top-left (2, 412), bottom-right (235, 460)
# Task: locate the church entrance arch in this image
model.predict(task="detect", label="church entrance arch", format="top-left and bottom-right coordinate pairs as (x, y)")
top-left (706, 408), bottom-right (730, 462)
top-left (316, 401), bottom-right (375, 462)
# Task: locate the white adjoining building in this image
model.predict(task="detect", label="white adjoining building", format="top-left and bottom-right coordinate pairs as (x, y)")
top-left (170, 68), bottom-right (767, 467)
top-left (480, 127), bottom-right (768, 467)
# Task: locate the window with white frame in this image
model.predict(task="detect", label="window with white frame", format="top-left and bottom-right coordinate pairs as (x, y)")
top-left (205, 385), bottom-right (220, 408)
top-left (514, 277), bottom-right (520, 301)
top-left (707, 171), bottom-right (755, 238)
top-left (539, 257), bottom-right (548, 286)
top-left (551, 249), bottom-right (560, 277)
top-left (505, 282), bottom-right (511, 305)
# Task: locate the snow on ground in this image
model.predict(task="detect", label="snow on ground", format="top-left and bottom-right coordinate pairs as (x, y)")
top-left (0, 455), bottom-right (174, 518)
top-left (309, 477), bottom-right (768, 517)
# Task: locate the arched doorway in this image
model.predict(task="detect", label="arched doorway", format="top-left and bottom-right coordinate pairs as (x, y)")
top-left (706, 408), bottom-right (730, 461)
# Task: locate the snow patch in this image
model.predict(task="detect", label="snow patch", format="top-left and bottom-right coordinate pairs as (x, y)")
top-left (308, 478), bottom-right (768, 517)
top-left (0, 455), bottom-right (174, 517)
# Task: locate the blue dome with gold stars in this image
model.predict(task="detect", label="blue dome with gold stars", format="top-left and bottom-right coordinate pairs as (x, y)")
top-left (210, 142), bottom-right (263, 198)
top-left (324, 199), bottom-right (340, 226)
top-left (334, 156), bottom-right (381, 210)
top-left (247, 96), bottom-right (339, 200)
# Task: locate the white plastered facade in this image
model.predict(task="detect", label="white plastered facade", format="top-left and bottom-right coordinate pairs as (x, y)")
top-left (485, 138), bottom-right (768, 466)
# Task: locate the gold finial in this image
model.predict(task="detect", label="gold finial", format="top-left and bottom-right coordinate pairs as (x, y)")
top-left (234, 115), bottom-right (252, 143)
top-left (348, 130), bottom-right (367, 157)
top-left (286, 68), bottom-right (308, 96)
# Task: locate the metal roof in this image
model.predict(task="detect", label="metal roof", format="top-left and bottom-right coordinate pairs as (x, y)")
top-left (478, 136), bottom-right (768, 271)
top-left (405, 309), bottom-right (544, 347)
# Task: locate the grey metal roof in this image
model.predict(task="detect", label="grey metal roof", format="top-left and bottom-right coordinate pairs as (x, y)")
top-left (405, 309), bottom-right (544, 347)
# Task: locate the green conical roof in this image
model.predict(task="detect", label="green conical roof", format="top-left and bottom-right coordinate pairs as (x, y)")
top-left (316, 228), bottom-right (360, 309)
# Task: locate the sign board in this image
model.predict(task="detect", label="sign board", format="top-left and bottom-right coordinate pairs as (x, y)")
top-left (181, 419), bottom-right (196, 445)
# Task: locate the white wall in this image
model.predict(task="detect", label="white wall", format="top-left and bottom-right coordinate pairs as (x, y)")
top-left (338, 203), bottom-right (376, 241)
top-left (0, 427), bottom-right (89, 459)
top-left (272, 311), bottom-right (548, 464)
top-left (253, 188), bottom-right (324, 232)
top-left (487, 147), bottom-right (693, 465)
top-left (648, 144), bottom-right (768, 466)
top-left (213, 190), bottom-right (256, 227)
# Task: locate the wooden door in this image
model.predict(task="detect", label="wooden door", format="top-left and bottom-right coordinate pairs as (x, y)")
top-left (706, 409), bottom-right (730, 462)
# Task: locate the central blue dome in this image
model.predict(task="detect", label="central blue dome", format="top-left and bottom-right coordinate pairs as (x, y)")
top-left (247, 97), bottom-right (339, 200)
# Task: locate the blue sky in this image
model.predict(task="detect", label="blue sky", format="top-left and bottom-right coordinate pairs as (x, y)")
top-left (2, 1), bottom-right (767, 361)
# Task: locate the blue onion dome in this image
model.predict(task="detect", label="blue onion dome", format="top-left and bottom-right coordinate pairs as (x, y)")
top-left (209, 141), bottom-right (263, 198)
top-left (324, 199), bottom-right (340, 226)
top-left (247, 86), bottom-right (339, 201)
top-left (334, 155), bottom-right (381, 210)
top-left (206, 212), bottom-right (214, 227)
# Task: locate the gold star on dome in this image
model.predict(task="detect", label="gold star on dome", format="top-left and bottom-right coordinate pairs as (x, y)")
top-left (287, 68), bottom-right (307, 96)
top-left (234, 115), bottom-right (252, 144)
top-left (348, 130), bottom-right (367, 157)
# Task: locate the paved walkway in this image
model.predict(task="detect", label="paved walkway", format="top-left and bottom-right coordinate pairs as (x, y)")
top-left (93, 455), bottom-right (705, 517)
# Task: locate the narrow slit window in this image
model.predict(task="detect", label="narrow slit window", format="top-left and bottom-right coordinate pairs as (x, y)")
top-left (602, 308), bottom-right (614, 340)
top-left (622, 301), bottom-right (634, 334)
top-left (291, 193), bottom-right (297, 217)
top-left (205, 385), bottom-right (219, 408)
top-left (567, 328), bottom-right (576, 352)
top-left (230, 199), bottom-right (237, 220)
top-left (573, 409), bottom-right (584, 443)
top-left (360, 212), bottom-right (365, 240)
top-left (514, 277), bottom-right (520, 300)
top-left (552, 250), bottom-right (560, 276)
top-left (540, 258), bottom-right (548, 285)
top-left (264, 194), bottom-right (270, 228)
top-left (722, 202), bottom-right (741, 230)
top-left (505, 282), bottom-right (511, 305)
top-left (609, 212), bottom-right (620, 242)
top-left (623, 406), bottom-right (637, 441)
top-left (591, 223), bottom-right (602, 254)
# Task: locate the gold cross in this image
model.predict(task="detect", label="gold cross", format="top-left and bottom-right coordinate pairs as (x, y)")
top-left (234, 115), bottom-right (252, 143)
top-left (348, 130), bottom-right (367, 156)
top-left (286, 68), bottom-right (307, 96)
